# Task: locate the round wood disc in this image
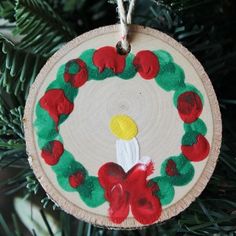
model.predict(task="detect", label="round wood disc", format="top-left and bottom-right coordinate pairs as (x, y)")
top-left (24, 25), bottom-right (222, 229)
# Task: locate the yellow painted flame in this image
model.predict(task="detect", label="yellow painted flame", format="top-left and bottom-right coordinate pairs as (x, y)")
top-left (110, 115), bottom-right (138, 140)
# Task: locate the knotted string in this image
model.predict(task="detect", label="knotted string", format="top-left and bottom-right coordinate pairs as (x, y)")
top-left (117, 0), bottom-right (136, 52)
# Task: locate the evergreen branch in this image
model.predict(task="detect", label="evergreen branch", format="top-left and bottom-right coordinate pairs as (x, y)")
top-left (0, 34), bottom-right (46, 100)
top-left (0, 105), bottom-right (25, 151)
top-left (0, 0), bottom-right (15, 22)
top-left (0, 169), bottom-right (31, 188)
top-left (15, 0), bottom-right (77, 56)
top-left (26, 176), bottom-right (39, 194)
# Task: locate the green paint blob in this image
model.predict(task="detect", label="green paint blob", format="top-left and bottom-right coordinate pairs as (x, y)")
top-left (59, 114), bottom-right (69, 125)
top-left (153, 50), bottom-right (173, 67)
top-left (78, 176), bottom-right (106, 207)
top-left (34, 104), bottom-right (59, 148)
top-left (51, 151), bottom-right (106, 206)
top-left (150, 176), bottom-right (175, 206)
top-left (52, 150), bottom-right (87, 177)
top-left (68, 61), bottom-right (79, 74)
top-left (155, 62), bottom-right (185, 91)
top-left (161, 154), bottom-right (195, 186)
top-left (184, 119), bottom-right (207, 136)
top-left (173, 83), bottom-right (204, 107)
top-left (119, 53), bottom-right (137, 80)
top-left (54, 152), bottom-right (106, 206)
top-left (181, 131), bottom-right (199, 146)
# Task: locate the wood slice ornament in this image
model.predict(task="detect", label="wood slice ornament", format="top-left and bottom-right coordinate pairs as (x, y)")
top-left (24, 24), bottom-right (222, 229)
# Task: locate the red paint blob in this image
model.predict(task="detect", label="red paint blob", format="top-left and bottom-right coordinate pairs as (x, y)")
top-left (166, 160), bottom-right (179, 176)
top-left (93, 46), bottom-right (126, 74)
top-left (182, 135), bottom-right (210, 162)
top-left (109, 184), bottom-right (129, 224)
top-left (177, 91), bottom-right (203, 123)
top-left (64, 59), bottom-right (88, 88)
top-left (41, 140), bottom-right (64, 165)
top-left (131, 190), bottom-right (161, 225)
top-left (98, 162), bottom-right (125, 189)
top-left (133, 50), bottom-right (160, 80)
top-left (39, 89), bottom-right (74, 130)
top-left (98, 162), bottom-right (162, 224)
top-left (69, 172), bottom-right (84, 188)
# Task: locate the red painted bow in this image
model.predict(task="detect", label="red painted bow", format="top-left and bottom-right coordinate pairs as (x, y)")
top-left (98, 162), bottom-right (162, 225)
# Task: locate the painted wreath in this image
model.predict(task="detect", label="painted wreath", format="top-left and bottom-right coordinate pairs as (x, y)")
top-left (35, 46), bottom-right (210, 225)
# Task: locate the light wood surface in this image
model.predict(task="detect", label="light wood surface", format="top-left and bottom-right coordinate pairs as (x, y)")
top-left (24, 25), bottom-right (222, 229)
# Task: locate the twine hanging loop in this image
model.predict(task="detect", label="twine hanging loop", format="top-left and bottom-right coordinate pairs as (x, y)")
top-left (117, 0), bottom-right (136, 53)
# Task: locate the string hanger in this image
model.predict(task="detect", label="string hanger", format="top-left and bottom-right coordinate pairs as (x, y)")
top-left (117, 0), bottom-right (136, 54)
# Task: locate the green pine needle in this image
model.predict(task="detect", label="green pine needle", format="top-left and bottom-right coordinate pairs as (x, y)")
top-left (15, 0), bottom-right (77, 56)
top-left (0, 0), bottom-right (15, 22)
top-left (0, 35), bottom-right (47, 100)
top-left (0, 213), bottom-right (13, 236)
